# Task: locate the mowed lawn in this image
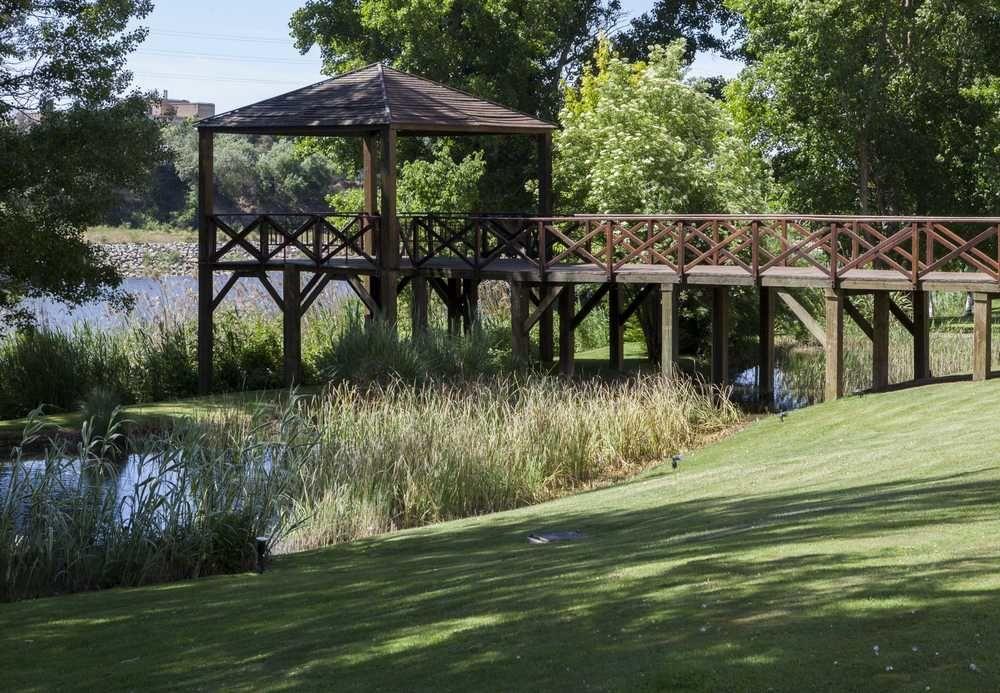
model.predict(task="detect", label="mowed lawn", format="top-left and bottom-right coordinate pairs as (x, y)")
top-left (3, 381), bottom-right (1000, 691)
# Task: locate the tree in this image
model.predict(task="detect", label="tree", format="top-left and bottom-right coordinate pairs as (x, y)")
top-left (613, 0), bottom-right (744, 64)
top-left (555, 39), bottom-right (770, 359)
top-left (289, 0), bottom-right (623, 211)
top-left (556, 39), bottom-right (769, 215)
top-left (160, 122), bottom-right (347, 224)
top-left (727, 0), bottom-right (1000, 215)
top-left (1, 0), bottom-right (162, 328)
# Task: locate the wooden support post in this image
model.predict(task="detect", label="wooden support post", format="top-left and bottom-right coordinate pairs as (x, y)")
top-left (197, 129), bottom-right (215, 395)
top-left (411, 276), bottom-right (429, 333)
top-left (378, 127), bottom-right (399, 325)
top-left (539, 302), bottom-right (555, 363)
top-left (558, 284), bottom-right (576, 376)
top-left (462, 279), bottom-right (479, 334)
top-left (973, 292), bottom-right (992, 381)
top-left (447, 278), bottom-right (462, 336)
top-left (824, 288), bottom-right (844, 401)
top-left (758, 286), bottom-right (775, 403)
top-left (711, 287), bottom-right (730, 385)
top-left (537, 133), bottom-right (554, 364)
top-left (510, 283), bottom-right (530, 362)
top-left (912, 290), bottom-right (931, 381)
top-left (282, 266), bottom-right (302, 387)
top-left (660, 284), bottom-right (679, 377)
top-left (873, 291), bottom-right (890, 391)
top-left (362, 133), bottom-right (380, 318)
top-left (609, 283), bottom-right (625, 371)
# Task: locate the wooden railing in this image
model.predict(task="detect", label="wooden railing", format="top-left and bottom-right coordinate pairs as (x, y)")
top-left (207, 212), bottom-right (1000, 284)
top-left (209, 213), bottom-right (379, 265)
top-left (403, 214), bottom-right (1000, 283)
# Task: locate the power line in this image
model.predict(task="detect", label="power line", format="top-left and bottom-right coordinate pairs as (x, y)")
top-left (136, 48), bottom-right (317, 65)
top-left (134, 71), bottom-right (311, 86)
top-left (149, 29), bottom-right (293, 44)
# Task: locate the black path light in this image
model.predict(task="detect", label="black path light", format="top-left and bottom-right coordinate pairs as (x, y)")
top-left (672, 454), bottom-right (682, 470)
top-left (255, 536), bottom-right (270, 573)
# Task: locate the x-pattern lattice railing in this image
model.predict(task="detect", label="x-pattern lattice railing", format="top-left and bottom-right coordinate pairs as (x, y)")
top-left (210, 213), bottom-right (379, 265)
top-left (209, 213), bottom-right (1000, 284)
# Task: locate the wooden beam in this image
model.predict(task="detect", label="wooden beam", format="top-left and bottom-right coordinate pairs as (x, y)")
top-left (912, 290), bottom-right (931, 381)
top-left (411, 276), bottom-right (429, 333)
top-left (776, 290), bottom-right (826, 348)
top-left (197, 129), bottom-right (215, 395)
top-left (621, 284), bottom-right (655, 323)
top-left (559, 284), bottom-right (576, 376)
top-left (525, 286), bottom-right (563, 330)
top-left (844, 296), bottom-right (874, 340)
top-left (571, 284), bottom-right (611, 330)
top-left (759, 286), bottom-right (775, 403)
top-left (973, 293), bottom-right (992, 381)
top-left (711, 287), bottom-right (729, 385)
top-left (510, 282), bottom-right (531, 362)
top-left (824, 288), bottom-right (844, 401)
top-left (537, 133), bottom-right (554, 364)
top-left (873, 291), bottom-right (890, 390)
top-left (888, 296), bottom-right (915, 334)
top-left (378, 127), bottom-right (399, 324)
top-left (283, 266), bottom-right (302, 387)
top-left (660, 284), bottom-right (679, 378)
top-left (345, 275), bottom-right (379, 315)
top-left (609, 283), bottom-right (625, 371)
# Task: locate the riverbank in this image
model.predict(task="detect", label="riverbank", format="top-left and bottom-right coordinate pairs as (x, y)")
top-left (3, 378), bottom-right (997, 690)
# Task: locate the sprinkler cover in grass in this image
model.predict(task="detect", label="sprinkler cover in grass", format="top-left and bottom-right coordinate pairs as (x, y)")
top-left (527, 531), bottom-right (585, 545)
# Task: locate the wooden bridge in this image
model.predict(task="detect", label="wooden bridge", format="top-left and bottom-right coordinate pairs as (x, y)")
top-left (195, 65), bottom-right (1000, 403)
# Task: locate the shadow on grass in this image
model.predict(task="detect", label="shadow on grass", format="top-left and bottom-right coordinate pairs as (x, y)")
top-left (4, 467), bottom-right (999, 691)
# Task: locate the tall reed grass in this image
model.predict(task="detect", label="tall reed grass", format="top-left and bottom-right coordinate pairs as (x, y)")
top-left (0, 406), bottom-right (309, 602)
top-left (2, 374), bottom-right (741, 601)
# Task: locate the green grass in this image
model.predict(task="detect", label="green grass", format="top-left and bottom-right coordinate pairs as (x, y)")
top-left (3, 379), bottom-right (999, 690)
top-left (0, 388), bottom-right (315, 443)
top-left (86, 225), bottom-right (197, 244)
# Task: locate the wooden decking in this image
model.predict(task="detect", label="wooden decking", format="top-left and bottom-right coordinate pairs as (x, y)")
top-left (199, 212), bottom-right (1000, 402)
top-left (215, 256), bottom-right (1000, 293)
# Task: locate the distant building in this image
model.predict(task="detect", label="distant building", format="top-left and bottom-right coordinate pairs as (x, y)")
top-left (150, 92), bottom-right (216, 122)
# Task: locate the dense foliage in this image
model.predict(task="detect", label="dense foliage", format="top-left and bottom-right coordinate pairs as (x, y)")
top-left (1, 0), bottom-right (162, 327)
top-left (556, 39), bottom-right (769, 214)
top-left (727, 0), bottom-right (1000, 215)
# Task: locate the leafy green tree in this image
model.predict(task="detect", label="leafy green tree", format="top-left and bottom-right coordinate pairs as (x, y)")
top-left (555, 39), bottom-right (771, 360)
top-left (1, 0), bottom-right (161, 328)
top-left (556, 39), bottom-right (769, 215)
top-left (290, 0), bottom-right (624, 211)
top-left (727, 0), bottom-right (1000, 215)
top-left (162, 122), bottom-right (346, 223)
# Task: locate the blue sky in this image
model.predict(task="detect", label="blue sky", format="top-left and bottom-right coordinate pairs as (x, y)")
top-left (128, 0), bottom-right (742, 112)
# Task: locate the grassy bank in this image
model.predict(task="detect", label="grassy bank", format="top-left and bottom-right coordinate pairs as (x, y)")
top-left (2, 374), bottom-right (738, 601)
top-left (2, 379), bottom-right (998, 689)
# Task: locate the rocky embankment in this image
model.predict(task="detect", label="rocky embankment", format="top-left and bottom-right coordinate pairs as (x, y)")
top-left (99, 243), bottom-right (198, 277)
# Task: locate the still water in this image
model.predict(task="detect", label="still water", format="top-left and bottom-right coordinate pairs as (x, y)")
top-left (22, 273), bottom-right (349, 333)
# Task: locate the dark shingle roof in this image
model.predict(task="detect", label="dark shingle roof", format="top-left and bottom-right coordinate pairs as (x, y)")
top-left (197, 63), bottom-right (556, 135)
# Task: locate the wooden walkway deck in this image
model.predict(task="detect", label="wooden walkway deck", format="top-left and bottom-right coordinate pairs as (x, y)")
top-left (200, 213), bottom-right (1000, 403)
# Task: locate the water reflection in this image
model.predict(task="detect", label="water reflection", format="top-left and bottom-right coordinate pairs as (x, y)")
top-left (0, 453), bottom-right (177, 528)
top-left (21, 274), bottom-right (349, 333)
top-left (732, 366), bottom-right (813, 412)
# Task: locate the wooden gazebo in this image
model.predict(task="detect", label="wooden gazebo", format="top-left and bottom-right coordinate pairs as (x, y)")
top-left (196, 64), bottom-right (1000, 403)
top-left (195, 63), bottom-right (557, 393)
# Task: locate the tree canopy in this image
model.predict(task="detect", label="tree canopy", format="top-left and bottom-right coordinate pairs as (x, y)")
top-left (727, 0), bottom-right (1000, 215)
top-left (555, 39), bottom-right (769, 215)
top-left (1, 0), bottom-right (162, 328)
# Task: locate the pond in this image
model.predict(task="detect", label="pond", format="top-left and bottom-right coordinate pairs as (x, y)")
top-left (0, 452), bottom-right (180, 527)
top-left (21, 273), bottom-right (350, 333)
